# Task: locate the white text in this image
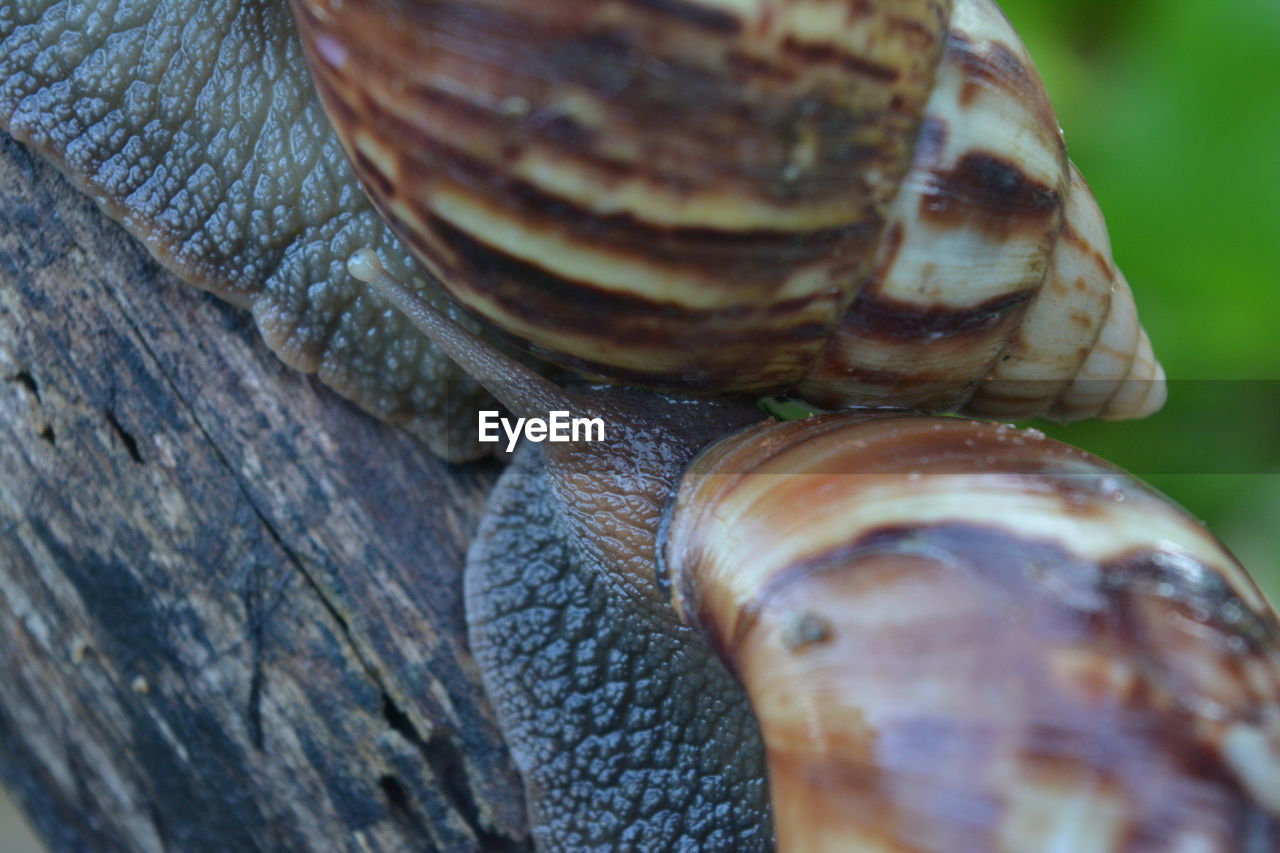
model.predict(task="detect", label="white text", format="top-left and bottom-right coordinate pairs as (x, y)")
top-left (478, 410), bottom-right (606, 452)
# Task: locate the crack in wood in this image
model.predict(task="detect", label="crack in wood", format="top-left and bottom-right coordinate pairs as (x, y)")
top-left (104, 408), bottom-right (143, 464)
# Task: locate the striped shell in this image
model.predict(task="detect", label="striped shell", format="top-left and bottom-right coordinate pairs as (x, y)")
top-left (293, 0), bottom-right (1164, 422)
top-left (662, 414), bottom-right (1280, 851)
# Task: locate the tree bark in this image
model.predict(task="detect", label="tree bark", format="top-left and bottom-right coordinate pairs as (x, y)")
top-left (0, 131), bottom-right (530, 852)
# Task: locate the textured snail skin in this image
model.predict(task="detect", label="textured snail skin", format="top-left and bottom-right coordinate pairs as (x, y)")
top-left (664, 415), bottom-right (1280, 851)
top-left (296, 0), bottom-right (1165, 422)
top-left (0, 0), bottom-right (497, 460)
top-left (460, 386), bottom-right (775, 850)
top-left (466, 444), bottom-right (771, 852)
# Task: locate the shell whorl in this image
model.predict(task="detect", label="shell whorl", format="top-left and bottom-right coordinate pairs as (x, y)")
top-left (662, 414), bottom-right (1279, 851)
top-left (295, 0), bottom-right (1164, 421)
top-left (799, 0), bottom-right (1165, 421)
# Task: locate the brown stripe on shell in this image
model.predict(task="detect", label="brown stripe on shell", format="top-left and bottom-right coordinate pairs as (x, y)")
top-left (617, 0), bottom-right (745, 34)
top-left (918, 151), bottom-right (1061, 237)
top-left (350, 148), bottom-right (395, 200)
top-left (884, 6), bottom-right (953, 45)
top-left (1059, 216), bottom-right (1119, 275)
top-left (795, 289), bottom-right (1035, 408)
top-left (967, 164), bottom-right (1120, 419)
top-left (528, 31), bottom-right (896, 201)
top-left (377, 187), bottom-right (859, 384)
top-left (355, 94), bottom-right (881, 283)
top-left (799, 313), bottom-right (1032, 411)
top-left (946, 26), bottom-right (1060, 138)
top-left (1046, 269), bottom-right (1165, 422)
top-left (956, 40), bottom-right (1029, 105)
top-left (744, 523), bottom-right (1277, 659)
top-left (438, 147), bottom-right (879, 270)
top-left (724, 48), bottom-right (803, 86)
top-left (421, 212), bottom-right (839, 382)
top-left (778, 36), bottom-right (901, 81)
top-left (843, 285), bottom-right (1035, 340)
top-left (369, 201), bottom-right (832, 388)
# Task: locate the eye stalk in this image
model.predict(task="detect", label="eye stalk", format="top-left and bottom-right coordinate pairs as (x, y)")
top-left (349, 248), bottom-right (572, 419)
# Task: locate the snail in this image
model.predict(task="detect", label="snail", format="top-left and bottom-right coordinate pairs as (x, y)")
top-left (0, 0), bottom-right (1166, 459)
top-left (295, 0), bottom-right (1165, 422)
top-left (349, 249), bottom-right (1280, 850)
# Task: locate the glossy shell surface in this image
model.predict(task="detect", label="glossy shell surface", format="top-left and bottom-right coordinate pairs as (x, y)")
top-left (663, 414), bottom-right (1280, 851)
top-left (297, 0), bottom-right (1164, 421)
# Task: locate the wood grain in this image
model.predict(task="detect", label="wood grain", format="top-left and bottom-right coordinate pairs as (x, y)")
top-left (0, 130), bottom-right (529, 852)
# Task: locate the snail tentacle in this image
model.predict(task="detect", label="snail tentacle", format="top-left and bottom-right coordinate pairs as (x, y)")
top-left (349, 248), bottom-right (573, 419)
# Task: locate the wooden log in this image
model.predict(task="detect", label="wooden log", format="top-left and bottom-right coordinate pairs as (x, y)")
top-left (0, 130), bottom-right (530, 851)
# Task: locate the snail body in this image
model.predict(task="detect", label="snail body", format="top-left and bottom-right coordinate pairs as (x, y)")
top-left (353, 252), bottom-right (1280, 851)
top-left (466, 444), bottom-right (774, 851)
top-left (298, 0), bottom-right (1164, 422)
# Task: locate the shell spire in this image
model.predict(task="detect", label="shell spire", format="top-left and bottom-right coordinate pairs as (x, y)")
top-left (798, 0), bottom-right (1165, 421)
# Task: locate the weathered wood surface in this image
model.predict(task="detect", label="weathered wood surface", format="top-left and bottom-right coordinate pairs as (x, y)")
top-left (0, 131), bottom-right (530, 852)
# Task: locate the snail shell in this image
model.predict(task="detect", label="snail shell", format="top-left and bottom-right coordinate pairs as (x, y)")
top-left (663, 414), bottom-right (1280, 850)
top-left (295, 0), bottom-right (1164, 421)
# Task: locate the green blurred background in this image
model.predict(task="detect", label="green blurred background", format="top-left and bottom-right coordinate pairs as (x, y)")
top-left (998, 0), bottom-right (1280, 603)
